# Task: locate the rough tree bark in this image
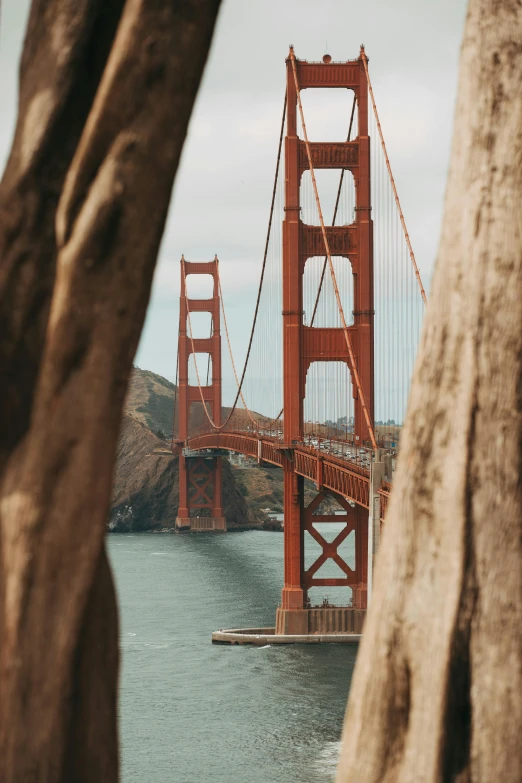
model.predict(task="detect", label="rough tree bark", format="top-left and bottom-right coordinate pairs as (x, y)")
top-left (0, 1), bottom-right (221, 780)
top-left (337, 1), bottom-right (522, 781)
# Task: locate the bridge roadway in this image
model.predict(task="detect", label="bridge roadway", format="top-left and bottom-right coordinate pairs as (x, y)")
top-left (186, 431), bottom-right (391, 522)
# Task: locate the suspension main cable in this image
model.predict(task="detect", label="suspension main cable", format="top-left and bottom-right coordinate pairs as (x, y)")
top-left (289, 49), bottom-right (377, 450)
top-left (183, 259), bottom-right (284, 433)
top-left (183, 259), bottom-right (255, 431)
top-left (310, 94), bottom-right (357, 327)
top-left (218, 264), bottom-right (286, 431)
top-left (179, 94), bottom-right (288, 435)
top-left (224, 92), bottom-right (287, 419)
top-left (217, 266), bottom-right (262, 429)
top-left (360, 50), bottom-right (427, 305)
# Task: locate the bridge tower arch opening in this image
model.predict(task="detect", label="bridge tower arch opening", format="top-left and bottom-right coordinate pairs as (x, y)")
top-left (277, 47), bottom-right (373, 635)
top-left (174, 256), bottom-right (226, 532)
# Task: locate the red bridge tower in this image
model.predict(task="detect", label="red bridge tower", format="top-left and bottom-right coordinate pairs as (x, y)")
top-left (174, 257), bottom-right (226, 532)
top-left (276, 48), bottom-right (373, 634)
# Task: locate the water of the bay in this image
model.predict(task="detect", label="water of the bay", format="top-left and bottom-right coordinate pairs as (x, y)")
top-left (108, 529), bottom-right (358, 783)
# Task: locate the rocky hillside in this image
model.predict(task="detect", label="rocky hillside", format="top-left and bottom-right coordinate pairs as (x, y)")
top-left (110, 367), bottom-right (278, 531)
top-left (123, 367), bottom-right (176, 438)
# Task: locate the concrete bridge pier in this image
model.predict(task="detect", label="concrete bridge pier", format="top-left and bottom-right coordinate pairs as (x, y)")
top-left (175, 516), bottom-right (227, 532)
top-left (275, 606), bottom-right (366, 635)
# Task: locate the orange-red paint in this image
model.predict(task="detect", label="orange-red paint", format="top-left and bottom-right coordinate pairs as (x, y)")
top-left (281, 48), bottom-right (374, 610)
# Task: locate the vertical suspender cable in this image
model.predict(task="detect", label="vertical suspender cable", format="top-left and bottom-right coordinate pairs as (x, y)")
top-left (361, 50), bottom-right (427, 305)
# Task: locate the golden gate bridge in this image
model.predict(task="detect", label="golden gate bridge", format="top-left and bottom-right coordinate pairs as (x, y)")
top-left (171, 46), bottom-right (426, 640)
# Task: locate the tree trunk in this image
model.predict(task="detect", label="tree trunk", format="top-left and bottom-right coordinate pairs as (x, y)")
top-left (336, 1), bottom-right (522, 781)
top-left (0, 1), bottom-right (221, 780)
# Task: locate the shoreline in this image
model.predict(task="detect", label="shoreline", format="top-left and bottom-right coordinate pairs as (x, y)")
top-left (107, 522), bottom-right (283, 534)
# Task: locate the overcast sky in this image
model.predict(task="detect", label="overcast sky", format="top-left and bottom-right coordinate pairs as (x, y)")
top-left (1, 0), bottom-right (468, 392)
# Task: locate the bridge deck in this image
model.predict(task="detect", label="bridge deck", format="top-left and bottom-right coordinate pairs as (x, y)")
top-left (186, 431), bottom-right (393, 516)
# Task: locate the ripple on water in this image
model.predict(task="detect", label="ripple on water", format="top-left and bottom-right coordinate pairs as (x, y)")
top-left (314, 741), bottom-right (342, 780)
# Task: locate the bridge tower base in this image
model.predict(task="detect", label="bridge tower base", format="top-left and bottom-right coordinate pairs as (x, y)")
top-left (175, 517), bottom-right (227, 533)
top-left (277, 483), bottom-right (368, 634)
top-left (275, 606), bottom-right (366, 635)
